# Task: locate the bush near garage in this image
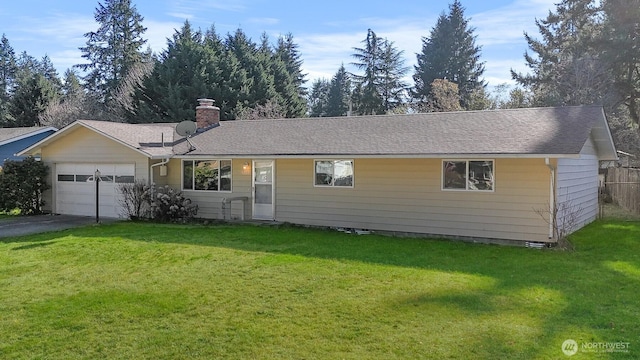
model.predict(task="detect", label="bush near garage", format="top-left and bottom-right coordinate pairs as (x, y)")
top-left (118, 182), bottom-right (198, 223)
top-left (146, 184), bottom-right (198, 223)
top-left (0, 156), bottom-right (50, 215)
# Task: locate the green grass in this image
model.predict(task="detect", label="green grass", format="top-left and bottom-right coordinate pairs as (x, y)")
top-left (1, 220), bottom-right (639, 359)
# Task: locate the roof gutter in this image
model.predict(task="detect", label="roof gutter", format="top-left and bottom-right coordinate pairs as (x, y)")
top-left (171, 153), bottom-right (582, 160)
top-left (545, 158), bottom-right (555, 239)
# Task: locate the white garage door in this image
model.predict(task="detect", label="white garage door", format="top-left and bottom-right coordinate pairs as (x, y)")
top-left (56, 163), bottom-right (135, 218)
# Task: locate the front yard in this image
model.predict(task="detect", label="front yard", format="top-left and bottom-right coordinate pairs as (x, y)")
top-left (1, 220), bottom-right (638, 359)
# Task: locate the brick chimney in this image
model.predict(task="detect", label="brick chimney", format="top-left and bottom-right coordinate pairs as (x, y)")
top-left (195, 98), bottom-right (220, 129)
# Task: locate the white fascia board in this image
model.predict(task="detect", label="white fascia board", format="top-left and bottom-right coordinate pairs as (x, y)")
top-left (173, 153), bottom-right (580, 160)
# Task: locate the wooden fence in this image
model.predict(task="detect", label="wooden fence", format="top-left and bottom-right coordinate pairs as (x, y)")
top-left (605, 167), bottom-right (640, 214)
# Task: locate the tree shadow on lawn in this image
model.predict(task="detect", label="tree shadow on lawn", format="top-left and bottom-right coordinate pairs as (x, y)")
top-left (125, 220), bottom-right (640, 358)
top-left (3, 220), bottom-right (639, 358)
top-left (10, 240), bottom-right (58, 251)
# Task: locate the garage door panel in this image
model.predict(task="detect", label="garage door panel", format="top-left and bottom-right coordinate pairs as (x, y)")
top-left (55, 163), bottom-right (135, 218)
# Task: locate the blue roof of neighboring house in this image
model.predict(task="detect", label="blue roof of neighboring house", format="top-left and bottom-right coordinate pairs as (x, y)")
top-left (0, 127), bottom-right (57, 165)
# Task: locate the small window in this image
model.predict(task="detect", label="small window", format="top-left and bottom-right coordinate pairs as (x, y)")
top-left (443, 160), bottom-right (494, 191)
top-left (57, 174), bottom-right (74, 182)
top-left (183, 160), bottom-right (232, 191)
top-left (75, 174), bottom-right (93, 182)
top-left (315, 160), bottom-right (353, 187)
top-left (115, 175), bottom-right (135, 183)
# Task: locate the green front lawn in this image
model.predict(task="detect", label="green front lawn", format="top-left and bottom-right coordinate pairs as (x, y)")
top-left (1, 220), bottom-right (638, 359)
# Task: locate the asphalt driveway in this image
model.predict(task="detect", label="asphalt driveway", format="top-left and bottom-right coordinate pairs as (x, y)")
top-left (0, 214), bottom-right (116, 238)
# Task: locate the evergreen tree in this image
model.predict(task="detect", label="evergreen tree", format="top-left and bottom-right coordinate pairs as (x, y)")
top-left (602, 0), bottom-right (640, 126)
top-left (413, 0), bottom-right (485, 110)
top-left (128, 21), bottom-right (210, 123)
top-left (351, 29), bottom-right (408, 114)
top-left (40, 69), bottom-right (89, 128)
top-left (0, 34), bottom-right (16, 99)
top-left (308, 78), bottom-right (330, 117)
top-left (325, 65), bottom-right (351, 116)
top-left (206, 26), bottom-right (251, 120)
top-left (225, 29), bottom-right (279, 118)
top-left (351, 29), bottom-right (384, 115)
top-left (272, 33), bottom-right (307, 117)
top-left (62, 69), bottom-right (83, 99)
top-left (9, 53), bottom-right (60, 127)
top-left (275, 33), bottom-right (308, 99)
top-left (39, 55), bottom-right (62, 90)
top-left (511, 0), bottom-right (606, 107)
top-left (0, 34), bottom-right (16, 126)
top-left (76, 0), bottom-right (148, 105)
top-left (379, 39), bottom-right (409, 112)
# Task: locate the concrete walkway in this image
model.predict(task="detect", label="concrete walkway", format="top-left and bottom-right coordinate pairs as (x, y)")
top-left (0, 214), bottom-right (117, 238)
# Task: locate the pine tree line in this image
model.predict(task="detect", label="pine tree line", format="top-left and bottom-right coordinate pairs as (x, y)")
top-left (0, 0), bottom-right (638, 156)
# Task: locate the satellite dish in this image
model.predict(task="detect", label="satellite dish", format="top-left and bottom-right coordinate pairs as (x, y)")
top-left (176, 120), bottom-right (197, 137)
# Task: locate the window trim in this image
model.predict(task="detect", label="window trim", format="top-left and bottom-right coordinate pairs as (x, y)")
top-left (441, 159), bottom-right (495, 192)
top-left (313, 159), bottom-right (355, 188)
top-left (182, 159), bottom-right (233, 192)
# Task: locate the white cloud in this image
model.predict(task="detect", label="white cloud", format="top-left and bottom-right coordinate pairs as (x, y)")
top-left (297, 0), bottom-right (557, 89)
top-left (6, 11), bottom-right (181, 72)
top-left (247, 17), bottom-right (280, 26)
top-left (169, 0), bottom-right (247, 16)
top-left (144, 19), bottom-right (184, 55)
top-left (167, 12), bottom-right (195, 21)
top-left (11, 13), bottom-right (95, 44)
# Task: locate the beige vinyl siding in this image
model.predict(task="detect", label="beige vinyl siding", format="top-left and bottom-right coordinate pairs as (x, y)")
top-left (275, 158), bottom-right (552, 242)
top-left (40, 126), bottom-right (150, 213)
top-left (164, 158), bottom-right (252, 219)
top-left (556, 136), bottom-right (599, 234)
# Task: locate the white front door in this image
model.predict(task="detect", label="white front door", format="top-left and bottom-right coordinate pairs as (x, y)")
top-left (252, 160), bottom-right (274, 220)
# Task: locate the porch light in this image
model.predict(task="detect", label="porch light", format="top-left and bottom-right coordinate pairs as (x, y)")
top-left (242, 162), bottom-right (251, 175)
top-left (95, 169), bottom-right (101, 223)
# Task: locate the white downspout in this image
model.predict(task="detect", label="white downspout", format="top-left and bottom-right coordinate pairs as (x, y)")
top-left (545, 158), bottom-right (555, 239)
top-left (150, 158), bottom-right (170, 186)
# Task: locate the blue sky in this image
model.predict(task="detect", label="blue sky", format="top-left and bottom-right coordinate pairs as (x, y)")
top-left (1, 0), bottom-right (557, 89)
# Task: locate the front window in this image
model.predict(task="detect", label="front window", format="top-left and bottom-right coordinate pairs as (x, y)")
top-left (183, 160), bottom-right (232, 191)
top-left (315, 160), bottom-right (354, 187)
top-left (442, 160), bottom-right (494, 191)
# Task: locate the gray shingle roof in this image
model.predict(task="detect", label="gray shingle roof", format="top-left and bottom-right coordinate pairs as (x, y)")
top-left (78, 120), bottom-right (177, 157)
top-left (0, 127), bottom-right (54, 143)
top-left (177, 105), bottom-right (617, 159)
top-left (20, 106), bottom-right (617, 160)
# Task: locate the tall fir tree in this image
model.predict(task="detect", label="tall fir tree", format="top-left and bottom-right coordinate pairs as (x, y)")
top-left (225, 29), bottom-right (279, 118)
top-left (413, 0), bottom-right (485, 110)
top-left (0, 34), bottom-right (17, 126)
top-left (76, 0), bottom-right (148, 105)
top-left (379, 39), bottom-right (409, 112)
top-left (275, 33), bottom-right (308, 99)
top-left (308, 78), bottom-right (330, 117)
top-left (511, 0), bottom-right (606, 107)
top-left (351, 29), bottom-right (408, 115)
top-left (61, 69), bottom-right (83, 99)
top-left (325, 65), bottom-right (351, 117)
top-left (8, 53), bottom-right (61, 127)
top-left (128, 21), bottom-right (211, 123)
top-left (206, 26), bottom-right (251, 120)
top-left (272, 33), bottom-right (308, 117)
top-left (351, 29), bottom-right (384, 115)
top-left (601, 0), bottom-right (640, 126)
